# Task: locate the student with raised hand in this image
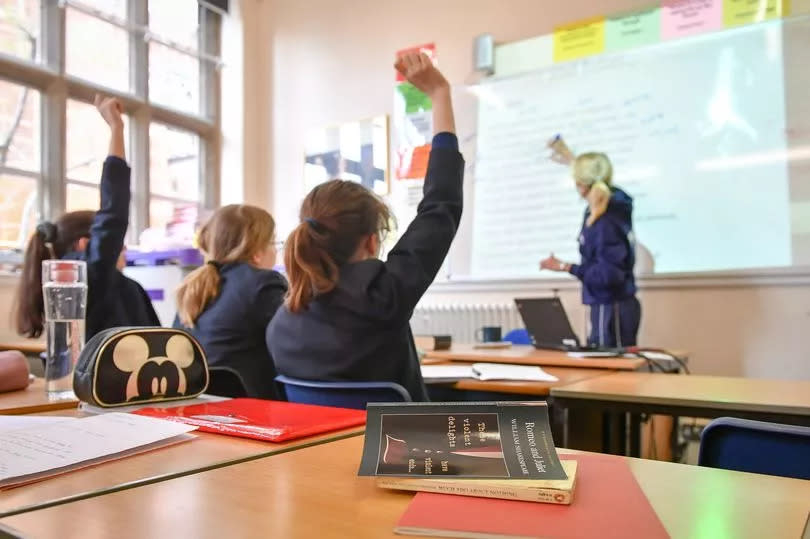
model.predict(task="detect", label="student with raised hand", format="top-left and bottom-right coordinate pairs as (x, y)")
top-left (267, 52), bottom-right (463, 402)
top-left (175, 205), bottom-right (287, 399)
top-left (540, 147), bottom-right (640, 348)
top-left (15, 95), bottom-right (160, 341)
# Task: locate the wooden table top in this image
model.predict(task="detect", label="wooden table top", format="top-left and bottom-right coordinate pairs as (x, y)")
top-left (0, 379), bottom-right (78, 415)
top-left (2, 436), bottom-right (808, 539)
top-left (0, 409), bottom-right (364, 517)
top-left (0, 329), bottom-right (45, 355)
top-left (425, 345), bottom-right (648, 370)
top-left (431, 366), bottom-right (613, 397)
top-left (550, 372), bottom-right (810, 416)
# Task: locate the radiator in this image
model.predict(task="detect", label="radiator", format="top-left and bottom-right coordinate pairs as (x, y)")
top-left (411, 303), bottom-right (523, 343)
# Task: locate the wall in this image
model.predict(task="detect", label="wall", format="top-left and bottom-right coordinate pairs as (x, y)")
top-left (258, 0), bottom-right (810, 380)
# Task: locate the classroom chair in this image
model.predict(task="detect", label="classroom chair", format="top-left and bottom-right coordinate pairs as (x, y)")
top-left (275, 375), bottom-right (411, 410)
top-left (698, 417), bottom-right (810, 480)
top-left (207, 366), bottom-right (249, 398)
top-left (504, 328), bottom-right (532, 345)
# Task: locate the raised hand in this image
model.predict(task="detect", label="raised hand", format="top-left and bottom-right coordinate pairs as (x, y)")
top-left (394, 52), bottom-right (449, 98)
top-left (94, 94), bottom-right (124, 130)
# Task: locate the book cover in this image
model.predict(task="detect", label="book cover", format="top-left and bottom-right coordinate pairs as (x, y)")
top-left (133, 398), bottom-right (366, 443)
top-left (358, 402), bottom-right (567, 480)
top-left (394, 454), bottom-right (670, 539)
top-left (377, 459), bottom-right (577, 505)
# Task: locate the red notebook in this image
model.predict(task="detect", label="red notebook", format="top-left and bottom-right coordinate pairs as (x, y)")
top-left (133, 398), bottom-right (366, 443)
top-left (395, 453), bottom-right (669, 539)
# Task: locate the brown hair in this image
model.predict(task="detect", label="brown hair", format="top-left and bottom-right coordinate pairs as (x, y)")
top-left (176, 205), bottom-right (276, 327)
top-left (285, 180), bottom-right (391, 313)
top-left (14, 211), bottom-right (95, 338)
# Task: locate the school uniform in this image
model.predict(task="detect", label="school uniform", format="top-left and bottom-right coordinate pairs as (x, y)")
top-left (64, 156), bottom-right (160, 339)
top-left (175, 263), bottom-right (288, 400)
top-left (267, 133), bottom-right (464, 402)
top-left (568, 187), bottom-right (641, 347)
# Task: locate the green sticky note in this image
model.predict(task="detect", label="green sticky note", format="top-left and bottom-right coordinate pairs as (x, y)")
top-left (396, 82), bottom-right (432, 114)
top-left (605, 8), bottom-right (661, 52)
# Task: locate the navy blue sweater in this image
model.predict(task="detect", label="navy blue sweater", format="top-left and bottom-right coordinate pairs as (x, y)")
top-left (267, 134), bottom-right (464, 402)
top-left (175, 264), bottom-right (288, 399)
top-left (65, 156), bottom-right (160, 339)
top-left (568, 187), bottom-right (637, 305)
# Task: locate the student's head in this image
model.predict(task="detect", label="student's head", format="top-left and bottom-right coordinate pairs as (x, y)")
top-left (176, 204), bottom-right (277, 327)
top-left (285, 180), bottom-right (392, 313)
top-left (572, 152), bottom-right (612, 199)
top-left (15, 211), bottom-right (95, 338)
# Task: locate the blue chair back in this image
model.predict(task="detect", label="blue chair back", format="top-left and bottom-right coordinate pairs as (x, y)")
top-left (275, 375), bottom-right (411, 410)
top-left (504, 328), bottom-right (532, 345)
top-left (698, 417), bottom-right (810, 480)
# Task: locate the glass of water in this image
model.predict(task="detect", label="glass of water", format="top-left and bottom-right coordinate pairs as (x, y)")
top-left (42, 260), bottom-right (88, 399)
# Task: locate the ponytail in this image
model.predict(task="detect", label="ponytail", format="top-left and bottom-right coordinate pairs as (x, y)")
top-left (586, 181), bottom-right (611, 226)
top-left (284, 180), bottom-right (392, 313)
top-left (14, 231), bottom-right (52, 338)
top-left (176, 263), bottom-right (222, 328)
top-left (14, 213), bottom-right (95, 338)
top-left (285, 222), bottom-right (340, 313)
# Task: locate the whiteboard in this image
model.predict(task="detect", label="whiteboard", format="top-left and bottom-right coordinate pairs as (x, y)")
top-left (428, 15), bottom-right (810, 281)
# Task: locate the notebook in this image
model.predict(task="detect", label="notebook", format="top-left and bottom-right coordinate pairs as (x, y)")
top-left (133, 398), bottom-right (367, 442)
top-left (394, 453), bottom-right (669, 539)
top-left (421, 363), bottom-right (559, 382)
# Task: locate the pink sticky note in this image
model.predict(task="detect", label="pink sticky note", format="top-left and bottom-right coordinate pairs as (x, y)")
top-left (661, 0), bottom-right (723, 40)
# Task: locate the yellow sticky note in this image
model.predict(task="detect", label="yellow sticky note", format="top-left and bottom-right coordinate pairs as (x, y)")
top-left (553, 17), bottom-right (606, 62)
top-left (723, 0), bottom-right (790, 26)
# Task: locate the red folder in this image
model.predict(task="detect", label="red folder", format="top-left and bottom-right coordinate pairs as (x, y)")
top-left (133, 398), bottom-right (366, 443)
top-left (395, 453), bottom-right (670, 539)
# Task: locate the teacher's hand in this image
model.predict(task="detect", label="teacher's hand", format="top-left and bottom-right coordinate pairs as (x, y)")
top-left (540, 254), bottom-right (567, 272)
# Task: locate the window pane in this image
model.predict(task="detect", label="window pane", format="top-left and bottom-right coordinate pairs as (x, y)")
top-left (0, 0), bottom-right (40, 62)
top-left (0, 80), bottom-right (39, 172)
top-left (149, 198), bottom-right (199, 232)
top-left (66, 99), bottom-right (128, 184)
top-left (149, 124), bottom-right (200, 201)
top-left (76, 0), bottom-right (126, 18)
top-left (66, 182), bottom-right (99, 213)
top-left (66, 8), bottom-right (129, 92)
top-left (149, 0), bottom-right (199, 50)
top-left (0, 174), bottom-right (37, 248)
top-left (149, 42), bottom-right (200, 114)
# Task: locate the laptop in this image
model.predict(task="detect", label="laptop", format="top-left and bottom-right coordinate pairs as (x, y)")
top-left (514, 298), bottom-right (621, 354)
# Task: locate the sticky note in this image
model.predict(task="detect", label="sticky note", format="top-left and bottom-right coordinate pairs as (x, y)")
top-left (723, 0), bottom-right (789, 26)
top-left (553, 17), bottom-right (606, 62)
top-left (661, 0), bottom-right (723, 39)
top-left (606, 9), bottom-right (661, 51)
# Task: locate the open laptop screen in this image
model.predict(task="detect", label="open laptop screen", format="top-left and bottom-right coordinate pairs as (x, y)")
top-left (514, 298), bottom-right (580, 351)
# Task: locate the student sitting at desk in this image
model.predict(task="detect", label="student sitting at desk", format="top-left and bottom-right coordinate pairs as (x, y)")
top-left (15, 96), bottom-right (160, 341)
top-left (540, 144), bottom-right (640, 347)
top-left (267, 52), bottom-right (463, 401)
top-left (175, 205), bottom-right (287, 399)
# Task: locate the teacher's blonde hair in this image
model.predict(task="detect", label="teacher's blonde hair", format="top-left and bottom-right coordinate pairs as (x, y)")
top-left (572, 153), bottom-right (613, 226)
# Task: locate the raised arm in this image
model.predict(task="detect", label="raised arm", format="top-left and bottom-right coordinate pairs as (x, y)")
top-left (85, 96), bottom-right (131, 295)
top-left (383, 53), bottom-right (464, 312)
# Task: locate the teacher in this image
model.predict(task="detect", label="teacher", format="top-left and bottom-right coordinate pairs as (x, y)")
top-left (540, 139), bottom-right (641, 348)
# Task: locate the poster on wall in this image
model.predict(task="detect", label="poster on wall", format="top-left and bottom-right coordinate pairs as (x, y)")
top-left (303, 116), bottom-right (390, 196)
top-left (393, 43), bottom-right (436, 181)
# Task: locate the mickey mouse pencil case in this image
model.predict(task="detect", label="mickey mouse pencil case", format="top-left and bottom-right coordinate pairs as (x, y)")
top-left (73, 327), bottom-right (209, 408)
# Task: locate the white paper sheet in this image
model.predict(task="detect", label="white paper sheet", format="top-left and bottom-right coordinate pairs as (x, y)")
top-left (0, 412), bottom-right (197, 488)
top-left (0, 416), bottom-right (76, 433)
top-left (471, 363), bottom-right (559, 382)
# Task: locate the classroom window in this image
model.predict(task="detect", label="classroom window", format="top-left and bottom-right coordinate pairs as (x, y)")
top-left (65, 6), bottom-right (130, 92)
top-left (0, 0), bottom-right (223, 258)
top-left (0, 0), bottom-right (40, 62)
top-left (0, 81), bottom-right (40, 249)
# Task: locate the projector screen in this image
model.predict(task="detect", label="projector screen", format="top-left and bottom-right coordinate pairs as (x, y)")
top-left (420, 16), bottom-right (810, 281)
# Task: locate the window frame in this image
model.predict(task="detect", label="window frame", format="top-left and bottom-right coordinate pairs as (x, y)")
top-left (0, 0), bottom-right (221, 250)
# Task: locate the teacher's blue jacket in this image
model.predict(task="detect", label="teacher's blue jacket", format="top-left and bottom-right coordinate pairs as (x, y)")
top-left (568, 187), bottom-right (636, 305)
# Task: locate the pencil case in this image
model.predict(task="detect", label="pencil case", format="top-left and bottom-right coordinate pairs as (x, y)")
top-left (73, 327), bottom-right (209, 408)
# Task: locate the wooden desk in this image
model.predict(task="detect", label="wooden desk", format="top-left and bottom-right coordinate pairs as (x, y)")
top-left (425, 345), bottom-right (648, 370)
top-left (2, 436), bottom-right (808, 539)
top-left (550, 372), bottom-right (810, 456)
top-left (0, 329), bottom-right (45, 355)
top-left (0, 379), bottom-right (78, 415)
top-left (429, 366), bottom-right (611, 397)
top-left (0, 409), bottom-right (364, 518)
